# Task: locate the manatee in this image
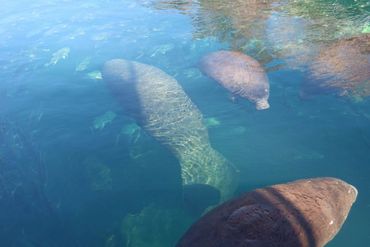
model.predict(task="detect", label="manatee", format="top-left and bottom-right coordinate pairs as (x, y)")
top-left (199, 51), bottom-right (270, 110)
top-left (102, 59), bottom-right (238, 200)
top-left (200, 0), bottom-right (274, 41)
top-left (177, 177), bottom-right (357, 247)
top-left (302, 34), bottom-right (370, 97)
top-left (266, 12), bottom-right (320, 70)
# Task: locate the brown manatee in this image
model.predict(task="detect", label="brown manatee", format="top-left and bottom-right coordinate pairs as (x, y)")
top-left (200, 51), bottom-right (270, 110)
top-left (177, 177), bottom-right (357, 247)
top-left (102, 59), bottom-right (238, 201)
top-left (302, 34), bottom-right (370, 97)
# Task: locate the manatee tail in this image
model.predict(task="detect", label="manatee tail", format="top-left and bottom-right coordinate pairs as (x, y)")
top-left (179, 145), bottom-right (239, 203)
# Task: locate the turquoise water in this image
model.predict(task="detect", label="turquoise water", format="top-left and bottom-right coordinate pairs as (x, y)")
top-left (0, 0), bottom-right (369, 246)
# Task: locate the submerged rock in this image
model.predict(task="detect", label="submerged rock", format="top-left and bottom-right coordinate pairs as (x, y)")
top-left (200, 51), bottom-right (270, 110)
top-left (303, 34), bottom-right (370, 97)
top-left (103, 59), bottom-right (238, 201)
top-left (177, 177), bottom-right (357, 247)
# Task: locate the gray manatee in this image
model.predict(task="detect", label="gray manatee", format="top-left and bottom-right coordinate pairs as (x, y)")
top-left (177, 177), bottom-right (357, 247)
top-left (102, 59), bottom-right (238, 200)
top-left (200, 51), bottom-right (270, 110)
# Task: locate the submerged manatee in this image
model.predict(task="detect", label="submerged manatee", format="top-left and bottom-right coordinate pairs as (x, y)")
top-left (102, 59), bottom-right (238, 200)
top-left (303, 34), bottom-right (370, 97)
top-left (200, 51), bottom-right (270, 110)
top-left (177, 177), bottom-right (357, 247)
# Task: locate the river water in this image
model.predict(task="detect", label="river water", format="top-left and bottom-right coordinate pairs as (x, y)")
top-left (0, 0), bottom-right (369, 246)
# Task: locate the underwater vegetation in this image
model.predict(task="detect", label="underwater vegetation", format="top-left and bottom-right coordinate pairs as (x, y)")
top-left (0, 120), bottom-right (64, 246)
top-left (83, 156), bottom-right (113, 191)
top-left (93, 111), bottom-right (117, 131)
top-left (45, 47), bottom-right (70, 67)
top-left (122, 204), bottom-right (194, 247)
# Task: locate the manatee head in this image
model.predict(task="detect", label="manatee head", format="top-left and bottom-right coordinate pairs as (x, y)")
top-left (255, 97), bottom-right (270, 110)
top-left (312, 177), bottom-right (358, 240)
top-left (248, 83), bottom-right (270, 110)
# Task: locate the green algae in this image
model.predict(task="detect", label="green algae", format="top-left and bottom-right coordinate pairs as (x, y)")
top-left (87, 70), bottom-right (103, 80)
top-left (45, 47), bottom-right (70, 66)
top-left (93, 111), bottom-right (117, 130)
top-left (122, 204), bottom-right (194, 247)
top-left (204, 117), bottom-right (221, 127)
top-left (76, 57), bottom-right (91, 72)
top-left (83, 156), bottom-right (112, 191)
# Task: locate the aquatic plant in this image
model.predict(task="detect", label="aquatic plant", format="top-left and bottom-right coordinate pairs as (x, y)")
top-left (93, 111), bottom-right (117, 130)
top-left (122, 204), bottom-right (194, 247)
top-left (83, 156), bottom-right (113, 191)
top-left (0, 120), bottom-right (57, 246)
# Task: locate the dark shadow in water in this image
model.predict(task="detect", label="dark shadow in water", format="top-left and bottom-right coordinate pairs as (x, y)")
top-left (0, 120), bottom-right (75, 247)
top-left (106, 60), bottom-right (144, 120)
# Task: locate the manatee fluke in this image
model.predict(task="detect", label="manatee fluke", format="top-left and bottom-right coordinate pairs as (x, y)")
top-left (303, 34), bottom-right (370, 97)
top-left (199, 51), bottom-right (270, 110)
top-left (102, 59), bottom-right (238, 200)
top-left (177, 177), bottom-right (357, 247)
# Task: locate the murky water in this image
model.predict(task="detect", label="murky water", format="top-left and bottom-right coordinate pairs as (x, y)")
top-left (0, 0), bottom-right (369, 246)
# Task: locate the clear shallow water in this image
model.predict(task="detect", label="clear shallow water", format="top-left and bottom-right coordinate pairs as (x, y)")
top-left (0, 0), bottom-right (369, 246)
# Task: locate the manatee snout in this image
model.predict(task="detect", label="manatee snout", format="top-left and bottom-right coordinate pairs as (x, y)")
top-left (251, 86), bottom-right (270, 110)
top-left (255, 98), bottom-right (270, 110)
top-left (350, 184), bottom-right (358, 198)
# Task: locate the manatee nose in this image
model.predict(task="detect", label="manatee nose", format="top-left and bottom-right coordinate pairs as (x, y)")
top-left (256, 99), bottom-right (270, 110)
top-left (349, 184), bottom-right (358, 198)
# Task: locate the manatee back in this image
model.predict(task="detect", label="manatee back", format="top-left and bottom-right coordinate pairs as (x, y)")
top-left (103, 59), bottom-right (208, 148)
top-left (200, 51), bottom-right (269, 99)
top-left (305, 34), bottom-right (370, 96)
